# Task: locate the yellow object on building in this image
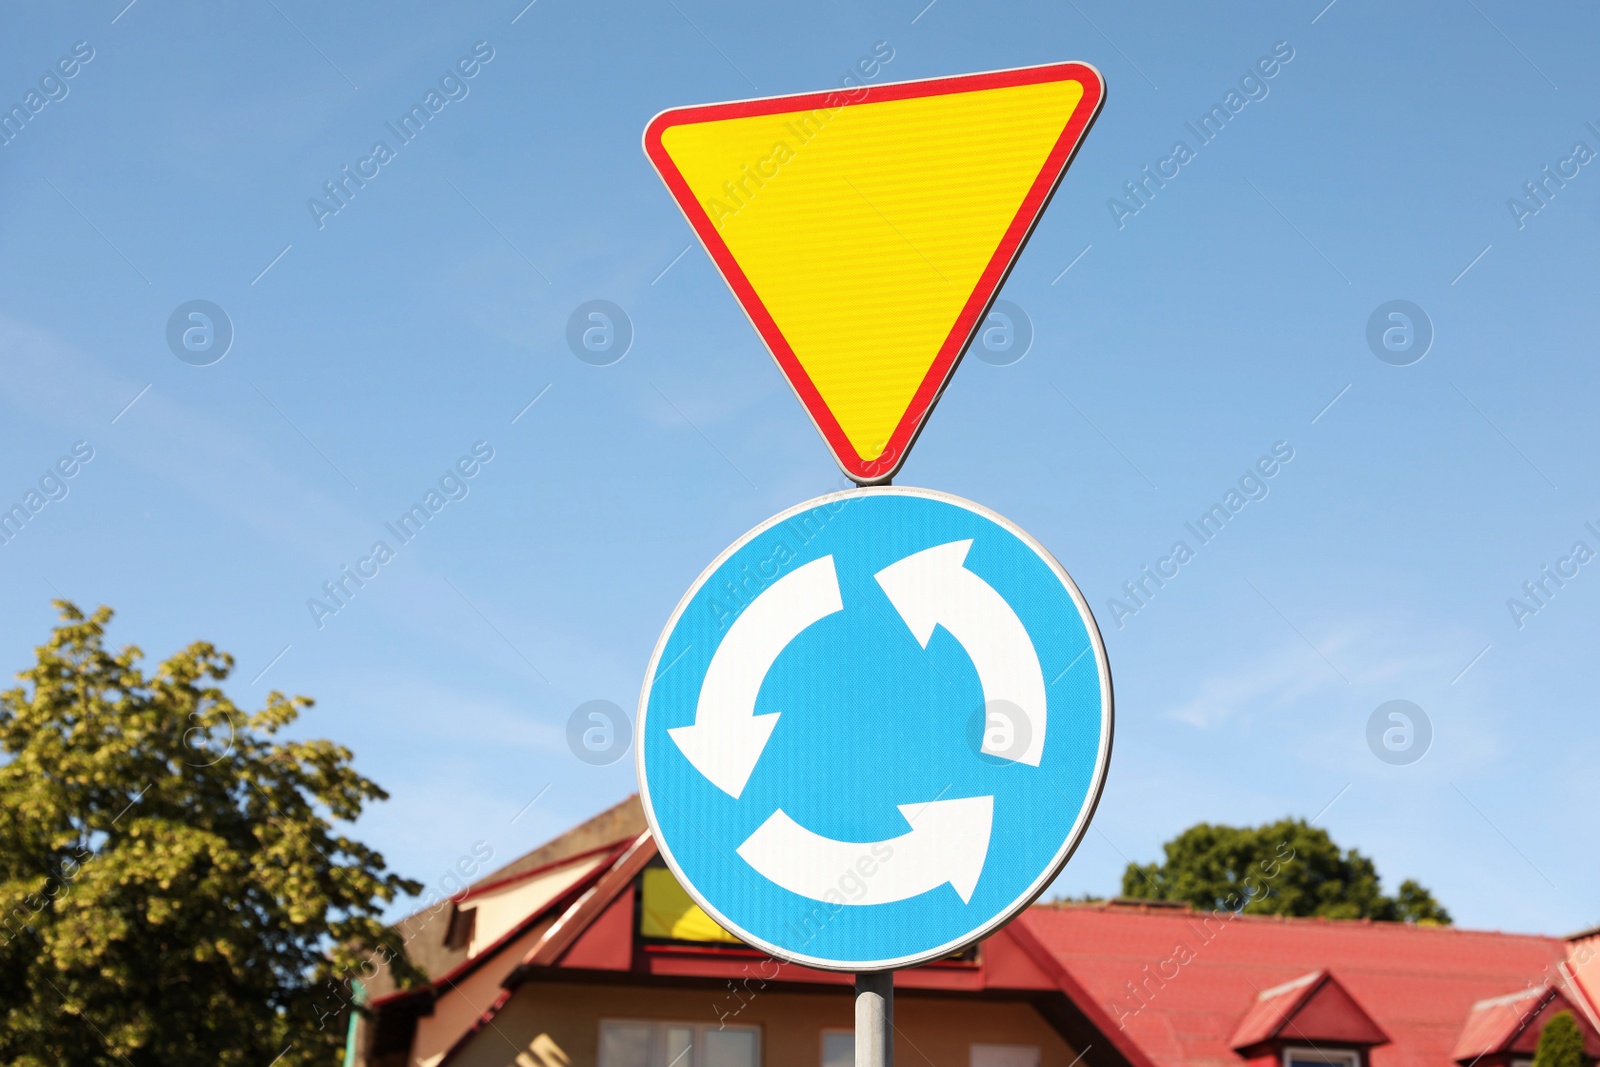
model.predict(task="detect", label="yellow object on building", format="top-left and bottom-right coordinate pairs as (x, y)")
top-left (639, 867), bottom-right (740, 943)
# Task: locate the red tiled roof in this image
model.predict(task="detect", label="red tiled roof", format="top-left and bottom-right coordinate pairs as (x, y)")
top-left (1020, 904), bottom-right (1581, 1067)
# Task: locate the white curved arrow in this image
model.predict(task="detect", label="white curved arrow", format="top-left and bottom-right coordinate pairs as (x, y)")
top-left (874, 540), bottom-right (1048, 766)
top-left (737, 796), bottom-right (994, 904)
top-left (669, 555), bottom-right (843, 798)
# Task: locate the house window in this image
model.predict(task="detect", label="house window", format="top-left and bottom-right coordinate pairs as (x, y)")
top-left (1283, 1047), bottom-right (1360, 1067)
top-left (442, 904), bottom-right (476, 950)
top-left (971, 1045), bottom-right (1041, 1067)
top-left (599, 1021), bottom-right (760, 1067)
top-left (822, 1030), bottom-right (852, 1067)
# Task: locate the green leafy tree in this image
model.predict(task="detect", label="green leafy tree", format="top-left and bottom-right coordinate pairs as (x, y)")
top-left (0, 603), bottom-right (421, 1066)
top-left (1120, 817), bottom-right (1451, 922)
top-left (1531, 1012), bottom-right (1587, 1067)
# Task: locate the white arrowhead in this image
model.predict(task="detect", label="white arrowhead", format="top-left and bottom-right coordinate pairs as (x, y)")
top-left (874, 540), bottom-right (973, 645)
top-left (667, 715), bottom-right (782, 798)
top-left (669, 554), bottom-right (843, 798)
top-left (874, 540), bottom-right (1049, 766)
top-left (894, 796), bottom-right (994, 903)
top-left (737, 795), bottom-right (994, 905)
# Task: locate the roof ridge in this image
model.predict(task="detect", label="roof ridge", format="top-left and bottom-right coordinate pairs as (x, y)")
top-left (1028, 902), bottom-right (1569, 939)
top-left (1256, 969), bottom-right (1323, 1000)
top-left (1470, 985), bottom-right (1552, 1010)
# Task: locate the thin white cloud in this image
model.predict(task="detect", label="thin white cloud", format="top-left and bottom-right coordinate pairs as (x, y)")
top-left (1162, 638), bottom-right (1344, 728)
top-left (1159, 617), bottom-right (1488, 730)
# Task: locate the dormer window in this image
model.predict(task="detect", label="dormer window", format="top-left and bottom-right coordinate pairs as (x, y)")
top-left (1230, 970), bottom-right (1390, 1067)
top-left (1452, 985), bottom-right (1600, 1067)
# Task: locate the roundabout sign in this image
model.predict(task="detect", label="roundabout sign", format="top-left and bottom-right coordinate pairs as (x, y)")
top-left (637, 488), bottom-right (1113, 970)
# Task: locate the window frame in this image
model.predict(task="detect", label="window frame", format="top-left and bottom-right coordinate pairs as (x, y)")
top-left (1282, 1046), bottom-right (1361, 1067)
top-left (820, 1028), bottom-right (853, 1067)
top-left (442, 903), bottom-right (476, 951)
top-left (970, 1043), bottom-right (1042, 1067)
top-left (597, 1018), bottom-right (762, 1067)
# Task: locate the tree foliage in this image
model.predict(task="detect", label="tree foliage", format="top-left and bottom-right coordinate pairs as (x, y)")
top-left (0, 603), bottom-right (421, 1066)
top-left (1120, 817), bottom-right (1451, 922)
top-left (1531, 1012), bottom-right (1586, 1067)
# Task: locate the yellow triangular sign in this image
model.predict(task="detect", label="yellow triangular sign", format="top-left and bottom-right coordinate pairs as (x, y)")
top-left (645, 63), bottom-right (1104, 482)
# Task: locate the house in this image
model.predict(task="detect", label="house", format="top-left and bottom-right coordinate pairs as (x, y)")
top-left (353, 797), bottom-right (1600, 1067)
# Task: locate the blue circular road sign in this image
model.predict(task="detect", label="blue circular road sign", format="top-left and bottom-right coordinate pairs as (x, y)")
top-left (637, 487), bottom-right (1112, 971)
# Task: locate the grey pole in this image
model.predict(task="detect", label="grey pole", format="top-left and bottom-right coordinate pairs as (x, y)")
top-left (855, 971), bottom-right (893, 1067)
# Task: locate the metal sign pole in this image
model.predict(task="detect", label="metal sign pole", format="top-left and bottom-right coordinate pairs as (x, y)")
top-left (855, 971), bottom-right (893, 1067)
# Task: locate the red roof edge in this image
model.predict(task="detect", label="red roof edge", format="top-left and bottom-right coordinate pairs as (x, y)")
top-left (434, 833), bottom-right (655, 1067)
top-left (1008, 915), bottom-right (1167, 1067)
top-left (366, 838), bottom-right (632, 1011)
top-left (1555, 946), bottom-right (1600, 1031)
top-left (455, 838), bottom-right (630, 903)
top-left (515, 831), bottom-right (657, 972)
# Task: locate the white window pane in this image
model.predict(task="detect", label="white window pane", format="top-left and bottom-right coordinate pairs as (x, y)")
top-left (666, 1026), bottom-right (695, 1067)
top-left (971, 1045), bottom-right (1040, 1067)
top-left (703, 1028), bottom-right (758, 1067)
top-left (822, 1030), bottom-right (854, 1067)
top-left (600, 1023), bottom-right (653, 1067)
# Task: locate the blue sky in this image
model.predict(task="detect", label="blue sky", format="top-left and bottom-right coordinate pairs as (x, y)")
top-left (2, 0), bottom-right (1596, 938)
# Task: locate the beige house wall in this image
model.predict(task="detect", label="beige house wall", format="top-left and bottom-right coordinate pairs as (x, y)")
top-left (406, 921), bottom-right (550, 1067)
top-left (1570, 932), bottom-right (1600, 1027)
top-left (468, 856), bottom-right (610, 957)
top-left (448, 980), bottom-right (1075, 1067)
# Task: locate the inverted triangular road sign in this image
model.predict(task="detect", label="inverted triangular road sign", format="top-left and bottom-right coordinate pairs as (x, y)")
top-left (644, 62), bottom-right (1104, 483)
